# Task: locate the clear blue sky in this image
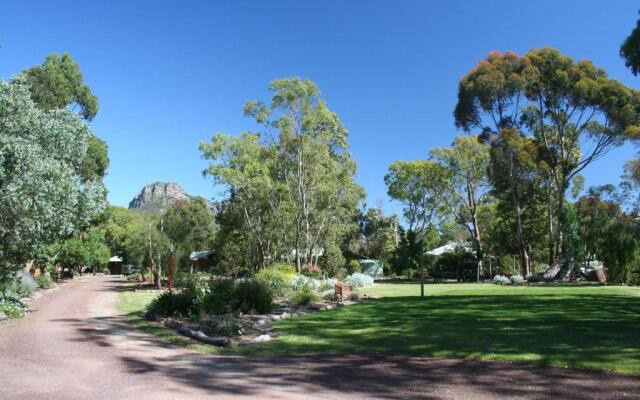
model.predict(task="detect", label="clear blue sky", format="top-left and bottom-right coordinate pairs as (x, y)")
top-left (1, 1), bottom-right (638, 214)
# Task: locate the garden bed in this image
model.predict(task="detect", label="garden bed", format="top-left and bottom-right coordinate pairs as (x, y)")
top-left (156, 300), bottom-right (352, 347)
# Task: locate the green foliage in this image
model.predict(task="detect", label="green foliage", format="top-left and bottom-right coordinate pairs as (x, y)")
top-left (430, 135), bottom-right (490, 256)
top-left (162, 197), bottom-right (215, 270)
top-left (59, 227), bottom-right (110, 273)
top-left (201, 279), bottom-right (237, 315)
top-left (0, 295), bottom-right (27, 319)
top-left (233, 279), bottom-right (273, 314)
top-left (344, 272), bottom-right (374, 288)
top-left (292, 286), bottom-right (320, 305)
top-left (35, 275), bottom-right (54, 289)
top-left (23, 53), bottom-right (99, 120)
top-left (200, 77), bottom-right (363, 272)
top-left (0, 271), bottom-right (37, 298)
top-left (346, 259), bottom-right (361, 274)
top-left (79, 135), bottom-right (109, 182)
top-left (621, 15), bottom-right (640, 76)
top-left (454, 48), bottom-right (640, 263)
top-left (429, 252), bottom-right (466, 280)
top-left (0, 78), bottom-right (106, 282)
top-left (146, 291), bottom-right (193, 320)
top-left (385, 160), bottom-right (450, 235)
top-left (598, 216), bottom-right (640, 284)
top-left (559, 202), bottom-right (584, 263)
top-left (147, 276), bottom-right (274, 318)
top-left (254, 264), bottom-right (294, 299)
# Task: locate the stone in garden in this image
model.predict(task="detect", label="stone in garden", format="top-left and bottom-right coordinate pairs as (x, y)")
top-left (0, 311), bottom-right (7, 321)
top-left (254, 334), bottom-right (272, 343)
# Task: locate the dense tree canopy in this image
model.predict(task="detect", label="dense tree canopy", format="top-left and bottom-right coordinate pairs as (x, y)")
top-left (384, 160), bottom-right (450, 236)
top-left (201, 77), bottom-right (363, 273)
top-left (23, 53), bottom-right (99, 120)
top-left (0, 78), bottom-right (106, 282)
top-left (454, 48), bottom-right (640, 275)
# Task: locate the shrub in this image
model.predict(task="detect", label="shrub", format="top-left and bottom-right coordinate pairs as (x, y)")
top-left (526, 273), bottom-right (544, 283)
top-left (6, 271), bottom-right (38, 298)
top-left (510, 274), bottom-right (525, 284)
top-left (146, 291), bottom-right (193, 320)
top-left (268, 263), bottom-right (296, 274)
top-left (346, 259), bottom-right (361, 274)
top-left (292, 287), bottom-right (320, 305)
top-left (35, 274), bottom-right (54, 289)
top-left (332, 266), bottom-right (348, 281)
top-left (0, 294), bottom-right (27, 319)
top-left (319, 278), bottom-right (337, 292)
top-left (291, 275), bottom-right (321, 292)
top-left (255, 265), bottom-right (294, 299)
top-left (493, 275), bottom-right (510, 285)
top-left (175, 272), bottom-right (211, 314)
top-left (233, 279), bottom-right (273, 314)
top-left (345, 272), bottom-right (374, 288)
top-left (202, 279), bottom-right (236, 315)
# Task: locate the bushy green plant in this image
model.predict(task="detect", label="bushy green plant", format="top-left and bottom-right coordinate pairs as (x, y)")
top-left (291, 275), bottom-right (321, 291)
top-left (346, 259), bottom-right (361, 274)
top-left (174, 272), bottom-right (210, 314)
top-left (35, 275), bottom-right (54, 289)
top-left (345, 272), bottom-right (374, 288)
top-left (526, 274), bottom-right (544, 283)
top-left (0, 294), bottom-right (27, 319)
top-left (292, 286), bottom-right (320, 305)
top-left (3, 271), bottom-right (38, 298)
top-left (319, 278), bottom-right (337, 291)
top-left (233, 279), bottom-right (273, 314)
top-left (510, 274), bottom-right (525, 284)
top-left (145, 291), bottom-right (193, 320)
top-left (332, 266), bottom-right (348, 281)
top-left (255, 265), bottom-right (294, 299)
top-left (493, 275), bottom-right (510, 284)
top-left (202, 279), bottom-right (236, 315)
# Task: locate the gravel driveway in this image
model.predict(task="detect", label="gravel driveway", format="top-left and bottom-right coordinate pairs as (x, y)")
top-left (0, 275), bottom-right (638, 400)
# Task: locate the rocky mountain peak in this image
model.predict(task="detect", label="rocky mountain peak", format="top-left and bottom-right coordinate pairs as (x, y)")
top-left (128, 182), bottom-right (212, 212)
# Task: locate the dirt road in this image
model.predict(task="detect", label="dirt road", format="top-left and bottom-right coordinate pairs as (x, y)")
top-left (0, 275), bottom-right (638, 400)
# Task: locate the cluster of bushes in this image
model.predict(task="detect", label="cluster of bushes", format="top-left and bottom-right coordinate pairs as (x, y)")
top-left (1, 270), bottom-right (37, 298)
top-left (146, 274), bottom-right (273, 320)
top-left (35, 275), bottom-right (54, 289)
top-left (254, 263), bottom-right (295, 298)
top-left (345, 272), bottom-right (374, 288)
top-left (493, 274), bottom-right (530, 284)
top-left (147, 262), bottom-right (379, 319)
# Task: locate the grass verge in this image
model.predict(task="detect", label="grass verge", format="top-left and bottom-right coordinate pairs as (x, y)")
top-left (116, 288), bottom-right (220, 354)
top-left (117, 281), bottom-right (640, 374)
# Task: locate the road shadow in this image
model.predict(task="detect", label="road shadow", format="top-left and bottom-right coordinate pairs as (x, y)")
top-left (53, 279), bottom-right (640, 400)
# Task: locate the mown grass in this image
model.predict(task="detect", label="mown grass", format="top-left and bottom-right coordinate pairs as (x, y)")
top-left (241, 282), bottom-right (640, 374)
top-left (117, 281), bottom-right (640, 374)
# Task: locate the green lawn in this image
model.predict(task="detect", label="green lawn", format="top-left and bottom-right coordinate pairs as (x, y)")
top-left (245, 282), bottom-right (640, 374)
top-left (118, 282), bottom-right (640, 374)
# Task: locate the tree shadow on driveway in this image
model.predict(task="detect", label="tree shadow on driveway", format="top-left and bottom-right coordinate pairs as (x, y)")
top-left (53, 278), bottom-right (640, 400)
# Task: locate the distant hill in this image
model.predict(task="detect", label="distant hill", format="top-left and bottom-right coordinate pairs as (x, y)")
top-left (128, 182), bottom-right (215, 213)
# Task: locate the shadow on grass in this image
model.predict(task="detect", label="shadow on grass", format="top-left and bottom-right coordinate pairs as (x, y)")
top-left (49, 277), bottom-right (640, 400)
top-left (247, 293), bottom-right (640, 374)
